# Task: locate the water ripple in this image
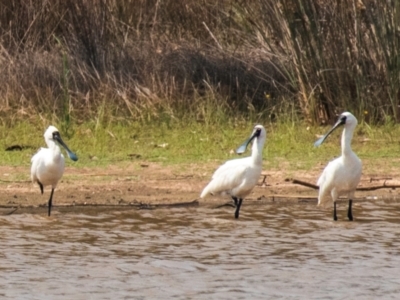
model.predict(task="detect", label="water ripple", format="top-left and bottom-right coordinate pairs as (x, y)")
top-left (0, 200), bottom-right (400, 299)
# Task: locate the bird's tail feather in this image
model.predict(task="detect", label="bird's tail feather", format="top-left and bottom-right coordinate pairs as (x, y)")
top-left (200, 185), bottom-right (210, 198)
top-left (317, 194), bottom-right (332, 208)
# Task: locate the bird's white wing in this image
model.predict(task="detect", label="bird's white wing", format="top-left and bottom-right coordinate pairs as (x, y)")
top-left (30, 148), bottom-right (44, 182)
top-left (30, 148), bottom-right (42, 163)
top-left (316, 157), bottom-right (342, 207)
top-left (316, 164), bottom-right (328, 187)
top-left (200, 158), bottom-right (250, 198)
top-left (317, 156), bottom-right (339, 187)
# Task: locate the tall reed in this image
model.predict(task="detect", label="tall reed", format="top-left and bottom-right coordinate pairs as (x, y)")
top-left (239, 0), bottom-right (400, 123)
top-left (0, 0), bottom-right (398, 125)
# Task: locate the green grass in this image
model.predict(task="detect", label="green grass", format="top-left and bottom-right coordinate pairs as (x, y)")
top-left (1, 119), bottom-right (400, 175)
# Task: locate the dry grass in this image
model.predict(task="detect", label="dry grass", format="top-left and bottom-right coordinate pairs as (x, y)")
top-left (0, 0), bottom-right (398, 125)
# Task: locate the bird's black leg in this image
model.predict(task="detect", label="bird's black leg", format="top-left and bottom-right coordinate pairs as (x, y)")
top-left (347, 199), bottom-right (353, 221)
top-left (232, 196), bottom-right (238, 207)
top-left (38, 181), bottom-right (44, 195)
top-left (234, 198), bottom-right (243, 219)
top-left (48, 188), bottom-right (55, 217)
top-left (333, 201), bottom-right (338, 221)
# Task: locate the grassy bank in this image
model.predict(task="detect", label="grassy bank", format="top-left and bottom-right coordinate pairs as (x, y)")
top-left (1, 120), bottom-right (400, 178)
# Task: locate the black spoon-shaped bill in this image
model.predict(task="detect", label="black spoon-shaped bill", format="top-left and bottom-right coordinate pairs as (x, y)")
top-left (236, 129), bottom-right (260, 154)
top-left (314, 135), bottom-right (328, 147)
top-left (236, 141), bottom-right (251, 154)
top-left (67, 151), bottom-right (78, 161)
top-left (54, 133), bottom-right (79, 161)
top-left (314, 118), bottom-right (346, 147)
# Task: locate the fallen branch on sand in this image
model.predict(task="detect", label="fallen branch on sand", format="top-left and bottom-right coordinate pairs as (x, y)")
top-left (286, 179), bottom-right (319, 190)
top-left (257, 174), bottom-right (269, 186)
top-left (286, 178), bottom-right (400, 191)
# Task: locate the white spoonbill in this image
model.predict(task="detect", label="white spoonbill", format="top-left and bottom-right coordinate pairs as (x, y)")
top-left (314, 112), bottom-right (362, 221)
top-left (200, 125), bottom-right (266, 219)
top-left (31, 126), bottom-right (78, 216)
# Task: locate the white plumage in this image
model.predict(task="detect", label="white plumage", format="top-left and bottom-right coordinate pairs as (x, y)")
top-left (315, 112), bottom-right (362, 221)
top-left (31, 126), bottom-right (78, 216)
top-left (201, 125), bottom-right (266, 218)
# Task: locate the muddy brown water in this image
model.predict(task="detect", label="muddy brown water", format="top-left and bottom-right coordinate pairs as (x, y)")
top-left (1, 200), bottom-right (400, 299)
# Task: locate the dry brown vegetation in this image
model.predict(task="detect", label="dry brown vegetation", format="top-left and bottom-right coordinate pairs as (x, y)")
top-left (0, 0), bottom-right (398, 125)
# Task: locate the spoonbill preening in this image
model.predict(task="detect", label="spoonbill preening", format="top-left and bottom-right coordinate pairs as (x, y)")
top-left (200, 125), bottom-right (266, 219)
top-left (314, 112), bottom-right (362, 221)
top-left (31, 126), bottom-right (78, 216)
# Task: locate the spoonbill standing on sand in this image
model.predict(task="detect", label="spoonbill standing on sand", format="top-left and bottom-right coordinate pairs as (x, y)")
top-left (31, 126), bottom-right (78, 216)
top-left (314, 112), bottom-right (362, 221)
top-left (200, 125), bottom-right (266, 219)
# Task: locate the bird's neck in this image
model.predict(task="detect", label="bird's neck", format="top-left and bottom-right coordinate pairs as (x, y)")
top-left (251, 138), bottom-right (263, 163)
top-left (47, 140), bottom-right (62, 157)
top-left (341, 127), bottom-right (354, 156)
